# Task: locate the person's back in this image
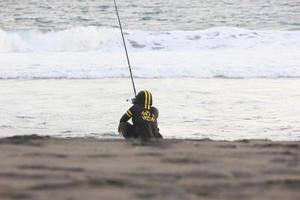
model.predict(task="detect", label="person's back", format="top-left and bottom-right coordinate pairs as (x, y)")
top-left (118, 90), bottom-right (162, 139)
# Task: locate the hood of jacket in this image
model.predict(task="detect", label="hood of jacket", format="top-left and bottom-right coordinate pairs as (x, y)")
top-left (133, 90), bottom-right (153, 109)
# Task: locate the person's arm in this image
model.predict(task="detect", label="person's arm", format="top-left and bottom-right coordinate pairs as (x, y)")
top-left (118, 106), bottom-right (134, 133)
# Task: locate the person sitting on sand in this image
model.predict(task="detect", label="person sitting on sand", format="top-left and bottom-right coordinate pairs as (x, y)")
top-left (118, 90), bottom-right (162, 139)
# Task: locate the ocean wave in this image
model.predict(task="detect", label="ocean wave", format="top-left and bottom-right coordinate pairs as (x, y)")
top-left (0, 26), bottom-right (300, 52)
top-left (0, 26), bottom-right (300, 79)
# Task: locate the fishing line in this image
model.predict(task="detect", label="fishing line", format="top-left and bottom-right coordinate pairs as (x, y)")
top-left (113, 0), bottom-right (137, 97)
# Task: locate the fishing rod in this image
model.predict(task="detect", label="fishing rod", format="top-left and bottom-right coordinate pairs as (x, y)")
top-left (113, 0), bottom-right (137, 97)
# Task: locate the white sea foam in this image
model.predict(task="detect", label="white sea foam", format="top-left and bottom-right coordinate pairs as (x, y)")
top-left (1, 26), bottom-right (300, 52)
top-left (0, 27), bottom-right (122, 52)
top-left (0, 26), bottom-right (300, 79)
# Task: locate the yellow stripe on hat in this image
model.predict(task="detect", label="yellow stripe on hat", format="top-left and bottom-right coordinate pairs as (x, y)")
top-left (148, 91), bottom-right (152, 109)
top-left (144, 90), bottom-right (148, 109)
top-left (146, 90), bottom-right (151, 110)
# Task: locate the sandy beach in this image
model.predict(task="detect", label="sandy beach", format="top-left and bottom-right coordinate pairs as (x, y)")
top-left (0, 135), bottom-right (299, 200)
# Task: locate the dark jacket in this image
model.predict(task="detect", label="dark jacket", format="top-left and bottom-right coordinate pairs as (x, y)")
top-left (119, 90), bottom-right (162, 139)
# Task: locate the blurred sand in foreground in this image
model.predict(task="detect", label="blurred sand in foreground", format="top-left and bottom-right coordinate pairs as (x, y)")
top-left (0, 135), bottom-right (299, 200)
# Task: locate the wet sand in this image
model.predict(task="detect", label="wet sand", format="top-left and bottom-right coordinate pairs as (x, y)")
top-left (0, 135), bottom-right (299, 200)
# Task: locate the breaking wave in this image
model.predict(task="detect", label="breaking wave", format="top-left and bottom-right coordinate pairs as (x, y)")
top-left (1, 26), bottom-right (300, 52)
top-left (0, 26), bottom-right (300, 79)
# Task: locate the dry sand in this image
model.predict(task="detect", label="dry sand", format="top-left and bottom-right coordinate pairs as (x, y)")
top-left (0, 135), bottom-right (299, 200)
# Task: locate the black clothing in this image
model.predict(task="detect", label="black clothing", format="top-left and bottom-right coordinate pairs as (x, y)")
top-left (121, 122), bottom-right (162, 139)
top-left (120, 122), bottom-right (138, 138)
top-left (119, 90), bottom-right (162, 139)
top-left (132, 90), bottom-right (153, 106)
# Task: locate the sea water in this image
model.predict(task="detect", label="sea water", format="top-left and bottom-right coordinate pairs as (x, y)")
top-left (0, 0), bottom-right (300, 140)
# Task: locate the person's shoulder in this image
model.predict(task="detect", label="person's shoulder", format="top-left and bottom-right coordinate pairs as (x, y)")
top-left (151, 106), bottom-right (159, 116)
top-left (151, 106), bottom-right (158, 111)
top-left (129, 104), bottom-right (143, 113)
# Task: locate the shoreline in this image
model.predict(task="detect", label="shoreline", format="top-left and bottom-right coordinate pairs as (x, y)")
top-left (0, 135), bottom-right (299, 199)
